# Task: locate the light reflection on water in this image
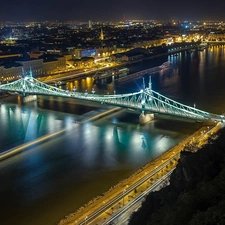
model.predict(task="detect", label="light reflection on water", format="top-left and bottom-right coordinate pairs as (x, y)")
top-left (0, 47), bottom-right (225, 225)
top-left (0, 98), bottom-right (194, 225)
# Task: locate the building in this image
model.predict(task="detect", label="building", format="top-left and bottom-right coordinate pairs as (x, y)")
top-left (28, 52), bottom-right (44, 59)
top-left (73, 57), bottom-right (95, 68)
top-left (16, 58), bottom-right (43, 77)
top-left (0, 53), bottom-right (67, 80)
top-left (88, 20), bottom-right (92, 29)
top-left (96, 46), bottom-right (116, 58)
top-left (0, 63), bottom-right (22, 82)
top-left (208, 32), bottom-right (225, 41)
top-left (40, 54), bottom-right (66, 75)
top-left (132, 38), bottom-right (166, 48)
top-left (110, 53), bottom-right (123, 61)
top-left (121, 52), bottom-right (144, 61)
top-left (111, 48), bottom-right (148, 62)
top-left (73, 48), bottom-right (97, 59)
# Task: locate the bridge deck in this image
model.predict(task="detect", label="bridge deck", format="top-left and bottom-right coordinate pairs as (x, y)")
top-left (0, 74), bottom-right (223, 122)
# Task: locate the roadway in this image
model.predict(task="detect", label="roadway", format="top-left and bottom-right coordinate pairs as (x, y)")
top-left (104, 170), bottom-right (174, 225)
top-left (72, 154), bottom-right (179, 225)
top-left (38, 63), bottom-right (122, 84)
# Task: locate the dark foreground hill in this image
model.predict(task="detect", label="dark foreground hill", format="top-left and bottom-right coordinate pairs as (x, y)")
top-left (129, 127), bottom-right (225, 225)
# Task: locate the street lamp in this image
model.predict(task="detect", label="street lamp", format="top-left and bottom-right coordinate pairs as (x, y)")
top-left (123, 189), bottom-right (126, 206)
top-left (85, 216), bottom-right (88, 225)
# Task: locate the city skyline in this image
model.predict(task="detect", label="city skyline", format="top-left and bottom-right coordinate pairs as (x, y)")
top-left (1, 0), bottom-right (225, 22)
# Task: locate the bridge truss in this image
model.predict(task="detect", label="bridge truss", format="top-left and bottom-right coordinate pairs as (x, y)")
top-left (0, 75), bottom-right (222, 121)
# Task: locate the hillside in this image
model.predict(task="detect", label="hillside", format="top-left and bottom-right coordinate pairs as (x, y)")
top-left (129, 126), bottom-right (225, 225)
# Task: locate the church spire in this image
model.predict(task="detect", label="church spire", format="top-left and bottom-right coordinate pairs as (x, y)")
top-left (100, 27), bottom-right (104, 41)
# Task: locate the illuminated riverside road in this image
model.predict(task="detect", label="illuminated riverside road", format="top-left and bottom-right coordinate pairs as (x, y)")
top-left (104, 170), bottom-right (174, 225)
top-left (1, 46), bottom-right (225, 225)
top-left (71, 157), bottom-right (178, 225)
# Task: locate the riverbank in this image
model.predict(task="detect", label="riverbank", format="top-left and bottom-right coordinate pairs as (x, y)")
top-left (129, 122), bottom-right (225, 225)
top-left (58, 121), bottom-right (222, 225)
top-left (37, 45), bottom-right (201, 85)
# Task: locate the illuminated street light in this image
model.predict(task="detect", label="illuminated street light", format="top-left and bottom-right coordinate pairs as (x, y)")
top-left (85, 216), bottom-right (88, 225)
top-left (123, 190), bottom-right (125, 206)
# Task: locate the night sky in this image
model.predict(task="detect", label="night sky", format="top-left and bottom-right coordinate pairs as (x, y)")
top-left (1, 0), bottom-right (225, 21)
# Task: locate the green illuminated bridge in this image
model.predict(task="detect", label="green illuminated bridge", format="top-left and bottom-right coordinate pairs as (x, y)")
top-left (0, 73), bottom-right (223, 122)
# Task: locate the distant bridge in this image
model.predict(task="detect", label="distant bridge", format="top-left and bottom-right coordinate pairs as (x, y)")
top-left (205, 41), bottom-right (225, 44)
top-left (0, 71), bottom-right (223, 122)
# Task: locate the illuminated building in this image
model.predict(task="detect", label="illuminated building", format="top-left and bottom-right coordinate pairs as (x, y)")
top-left (88, 20), bottom-right (92, 29)
top-left (16, 59), bottom-right (43, 77)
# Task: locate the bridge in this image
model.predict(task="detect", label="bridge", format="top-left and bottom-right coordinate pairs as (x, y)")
top-left (0, 71), bottom-right (223, 123)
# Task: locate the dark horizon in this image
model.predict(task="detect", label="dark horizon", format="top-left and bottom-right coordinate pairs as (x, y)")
top-left (0, 0), bottom-right (225, 22)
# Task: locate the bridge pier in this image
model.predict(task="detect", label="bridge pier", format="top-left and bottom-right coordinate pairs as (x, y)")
top-left (21, 95), bottom-right (37, 103)
top-left (139, 113), bottom-right (154, 124)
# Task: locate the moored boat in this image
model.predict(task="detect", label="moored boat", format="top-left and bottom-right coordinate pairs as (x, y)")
top-left (159, 61), bottom-right (172, 69)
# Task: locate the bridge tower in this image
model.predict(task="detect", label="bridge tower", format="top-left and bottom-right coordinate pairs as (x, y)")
top-left (148, 75), bottom-right (152, 91)
top-left (21, 68), bottom-right (26, 97)
top-left (21, 67), bottom-right (37, 103)
top-left (141, 77), bottom-right (145, 114)
top-left (139, 76), bottom-right (154, 124)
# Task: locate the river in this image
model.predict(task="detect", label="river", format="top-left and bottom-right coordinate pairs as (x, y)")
top-left (0, 46), bottom-right (225, 225)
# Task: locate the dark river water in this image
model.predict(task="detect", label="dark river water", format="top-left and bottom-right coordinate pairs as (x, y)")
top-left (0, 46), bottom-right (225, 225)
